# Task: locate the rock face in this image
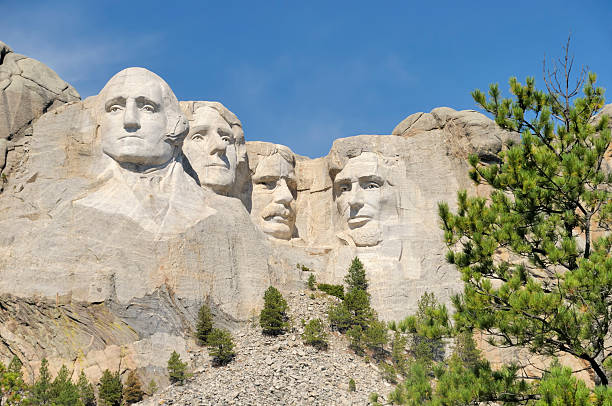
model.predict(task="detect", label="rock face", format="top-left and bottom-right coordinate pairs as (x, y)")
top-left (0, 41), bottom-right (80, 173)
top-left (0, 45), bottom-right (521, 387)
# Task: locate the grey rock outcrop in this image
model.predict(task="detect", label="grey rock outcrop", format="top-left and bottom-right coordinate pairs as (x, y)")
top-left (0, 41), bottom-right (80, 173)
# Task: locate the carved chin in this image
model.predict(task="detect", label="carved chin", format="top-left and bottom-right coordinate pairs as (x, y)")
top-left (200, 167), bottom-right (235, 192)
top-left (260, 220), bottom-right (293, 240)
top-left (347, 221), bottom-right (382, 247)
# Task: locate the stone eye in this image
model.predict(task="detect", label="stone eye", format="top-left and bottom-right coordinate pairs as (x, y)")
top-left (192, 134), bottom-right (204, 141)
top-left (142, 105), bottom-right (155, 113)
top-left (109, 105), bottom-right (122, 113)
top-left (338, 183), bottom-right (351, 192)
top-left (364, 182), bottom-right (380, 190)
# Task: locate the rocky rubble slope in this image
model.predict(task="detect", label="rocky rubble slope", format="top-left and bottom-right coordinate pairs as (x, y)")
top-left (139, 290), bottom-right (391, 406)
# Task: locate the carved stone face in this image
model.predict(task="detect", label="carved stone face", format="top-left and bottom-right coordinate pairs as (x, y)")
top-left (183, 107), bottom-right (237, 194)
top-left (99, 70), bottom-right (173, 167)
top-left (251, 153), bottom-right (297, 240)
top-left (333, 152), bottom-right (393, 246)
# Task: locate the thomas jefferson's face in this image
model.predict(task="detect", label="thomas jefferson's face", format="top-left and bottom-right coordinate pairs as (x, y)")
top-left (333, 152), bottom-right (392, 246)
top-left (251, 153), bottom-right (297, 240)
top-left (182, 107), bottom-right (237, 194)
top-left (100, 72), bottom-right (172, 166)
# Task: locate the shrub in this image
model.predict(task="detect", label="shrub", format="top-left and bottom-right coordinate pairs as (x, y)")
top-left (302, 318), bottom-right (328, 350)
top-left (196, 303), bottom-right (213, 346)
top-left (348, 378), bottom-right (356, 392)
top-left (98, 369), bottom-right (123, 406)
top-left (123, 370), bottom-right (144, 404)
top-left (317, 283), bottom-right (344, 299)
top-left (307, 273), bottom-right (316, 290)
top-left (167, 351), bottom-right (187, 384)
top-left (207, 328), bottom-right (236, 366)
top-left (259, 286), bottom-right (289, 335)
top-left (148, 379), bottom-right (158, 394)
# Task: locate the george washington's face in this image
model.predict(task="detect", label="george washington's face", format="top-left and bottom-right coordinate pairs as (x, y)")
top-left (100, 70), bottom-right (173, 167)
top-left (182, 107), bottom-right (237, 193)
top-left (251, 153), bottom-right (297, 240)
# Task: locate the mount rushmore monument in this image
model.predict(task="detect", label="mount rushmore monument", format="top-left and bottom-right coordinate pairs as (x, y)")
top-left (0, 42), bottom-right (524, 384)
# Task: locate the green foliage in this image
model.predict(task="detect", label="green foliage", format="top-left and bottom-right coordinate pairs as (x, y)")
top-left (348, 378), bottom-right (356, 392)
top-left (259, 286), bottom-right (289, 336)
top-left (317, 283), bottom-right (344, 299)
top-left (536, 362), bottom-right (599, 405)
top-left (167, 351), bottom-right (188, 384)
top-left (381, 362), bottom-right (398, 384)
top-left (31, 358), bottom-right (52, 405)
top-left (453, 331), bottom-right (481, 370)
top-left (77, 370), bottom-right (96, 406)
top-left (388, 361), bottom-right (432, 405)
top-left (206, 328), bottom-right (236, 366)
top-left (302, 318), bottom-right (328, 350)
top-left (0, 356), bottom-right (28, 405)
top-left (307, 273), bottom-right (316, 290)
top-left (441, 43), bottom-right (612, 385)
top-left (147, 379), bottom-right (158, 395)
top-left (345, 257), bottom-right (368, 292)
top-left (50, 365), bottom-right (81, 406)
top-left (98, 369), bottom-right (122, 406)
top-left (196, 303), bottom-right (213, 346)
top-left (122, 370), bottom-right (144, 404)
top-left (391, 331), bottom-right (408, 376)
top-left (364, 319), bottom-right (388, 358)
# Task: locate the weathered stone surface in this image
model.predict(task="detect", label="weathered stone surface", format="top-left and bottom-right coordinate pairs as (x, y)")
top-left (0, 41), bottom-right (80, 173)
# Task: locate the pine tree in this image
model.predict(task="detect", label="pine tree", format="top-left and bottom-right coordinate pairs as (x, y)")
top-left (77, 370), bottom-right (96, 406)
top-left (195, 303), bottom-right (213, 346)
top-left (31, 358), bottom-right (52, 404)
top-left (259, 286), bottom-right (289, 336)
top-left (206, 328), bottom-right (236, 366)
top-left (122, 370), bottom-right (144, 404)
top-left (148, 379), bottom-right (158, 395)
top-left (344, 257), bottom-right (368, 292)
top-left (302, 318), bottom-right (328, 350)
top-left (98, 369), bottom-right (122, 406)
top-left (439, 39), bottom-right (612, 385)
top-left (50, 365), bottom-right (81, 406)
top-left (0, 357), bottom-right (27, 405)
top-left (167, 351), bottom-right (187, 384)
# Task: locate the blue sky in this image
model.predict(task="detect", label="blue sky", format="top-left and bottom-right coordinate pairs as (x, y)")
top-left (2, 1), bottom-right (611, 157)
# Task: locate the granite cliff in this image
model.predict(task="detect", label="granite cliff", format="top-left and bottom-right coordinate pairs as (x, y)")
top-left (0, 43), bottom-right (526, 389)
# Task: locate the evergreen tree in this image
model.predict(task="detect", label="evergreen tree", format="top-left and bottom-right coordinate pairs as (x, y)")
top-left (206, 328), bottom-right (236, 366)
top-left (147, 379), bottom-right (158, 395)
top-left (302, 318), bottom-right (328, 350)
top-left (439, 40), bottom-right (612, 385)
top-left (31, 358), bottom-right (52, 405)
top-left (259, 286), bottom-right (289, 336)
top-left (167, 351), bottom-right (187, 384)
top-left (0, 357), bottom-right (28, 405)
top-left (77, 370), bottom-right (96, 406)
top-left (50, 365), bottom-right (81, 406)
top-left (344, 257), bottom-right (368, 292)
top-left (195, 303), bottom-right (213, 346)
top-left (122, 370), bottom-right (144, 404)
top-left (307, 273), bottom-right (316, 291)
top-left (98, 369), bottom-right (122, 406)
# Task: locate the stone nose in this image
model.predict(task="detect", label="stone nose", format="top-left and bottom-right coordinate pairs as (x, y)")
top-left (347, 184), bottom-right (364, 208)
top-left (123, 99), bottom-right (140, 130)
top-left (273, 178), bottom-right (293, 205)
top-left (209, 131), bottom-right (227, 155)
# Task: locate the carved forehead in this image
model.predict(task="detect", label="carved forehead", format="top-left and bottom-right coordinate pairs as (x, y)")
top-left (253, 153), bottom-right (295, 180)
top-left (191, 107), bottom-right (232, 130)
top-left (98, 68), bottom-right (174, 111)
top-left (335, 152), bottom-right (385, 182)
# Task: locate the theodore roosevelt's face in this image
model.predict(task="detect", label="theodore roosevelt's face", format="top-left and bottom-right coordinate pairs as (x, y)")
top-left (251, 153), bottom-right (297, 240)
top-left (100, 72), bottom-right (172, 167)
top-left (333, 152), bottom-right (392, 246)
top-left (182, 107), bottom-right (237, 194)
